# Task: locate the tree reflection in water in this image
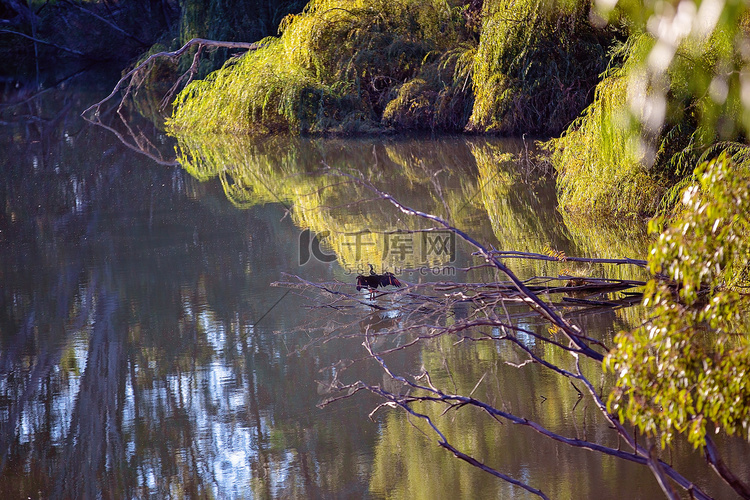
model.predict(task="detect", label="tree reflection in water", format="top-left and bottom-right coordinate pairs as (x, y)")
top-left (2, 74), bottom-right (746, 499)
top-left (0, 75), bottom-right (378, 498)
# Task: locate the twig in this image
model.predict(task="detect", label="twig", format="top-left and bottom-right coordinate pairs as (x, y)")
top-left (0, 29), bottom-right (86, 56)
top-left (280, 273), bottom-right (389, 311)
top-left (358, 336), bottom-right (551, 499)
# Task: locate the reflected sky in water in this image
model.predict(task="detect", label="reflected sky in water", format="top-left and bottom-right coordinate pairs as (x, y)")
top-left (0, 72), bottom-right (747, 500)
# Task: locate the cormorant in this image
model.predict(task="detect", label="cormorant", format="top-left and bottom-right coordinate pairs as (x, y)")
top-left (356, 264), bottom-right (402, 291)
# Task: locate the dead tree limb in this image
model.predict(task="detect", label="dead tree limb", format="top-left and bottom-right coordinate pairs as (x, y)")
top-left (81, 37), bottom-right (263, 122)
top-left (325, 337), bottom-right (716, 500)
top-left (323, 164), bottom-right (606, 362)
top-left (488, 250), bottom-right (648, 268)
top-left (704, 434), bottom-right (750, 499)
top-left (291, 169), bottom-right (729, 499)
top-left (290, 270), bottom-right (717, 498)
top-left (79, 37), bottom-right (263, 164)
top-left (276, 273), bottom-right (389, 311)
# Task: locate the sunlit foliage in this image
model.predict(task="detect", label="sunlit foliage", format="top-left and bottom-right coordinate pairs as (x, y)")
top-left (549, 35), bottom-right (666, 215)
top-left (549, 3), bottom-right (750, 215)
top-left (606, 152), bottom-right (750, 447)
top-left (168, 0), bottom-right (481, 135)
top-left (468, 0), bottom-right (620, 135)
top-left (168, 0), bottom-right (619, 136)
top-left (382, 43), bottom-right (477, 131)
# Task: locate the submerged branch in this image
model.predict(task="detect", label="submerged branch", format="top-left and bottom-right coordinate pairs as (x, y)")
top-left (290, 169), bottom-right (725, 499)
top-left (488, 250), bottom-right (648, 268)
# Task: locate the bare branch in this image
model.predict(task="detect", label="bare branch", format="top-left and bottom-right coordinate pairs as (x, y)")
top-left (81, 37), bottom-right (263, 121)
top-left (704, 434), bottom-right (750, 499)
top-left (322, 164), bottom-right (606, 362)
top-left (488, 249), bottom-right (648, 268)
top-left (0, 29), bottom-right (85, 56)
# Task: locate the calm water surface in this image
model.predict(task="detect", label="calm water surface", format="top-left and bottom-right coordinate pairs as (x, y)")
top-left (0, 72), bottom-right (747, 499)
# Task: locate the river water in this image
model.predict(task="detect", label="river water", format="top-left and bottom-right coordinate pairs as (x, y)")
top-left (0, 71), bottom-right (747, 499)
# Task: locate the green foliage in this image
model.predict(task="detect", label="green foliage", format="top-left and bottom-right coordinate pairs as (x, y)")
top-left (175, 0), bottom-right (306, 80)
top-left (605, 152), bottom-right (750, 447)
top-left (168, 0), bottom-right (480, 135)
top-left (168, 0), bottom-right (625, 136)
top-left (382, 43), bottom-right (477, 131)
top-left (604, 1), bottom-right (750, 142)
top-left (548, 5), bottom-right (750, 216)
top-left (548, 35), bottom-right (667, 215)
top-left (468, 0), bottom-right (620, 135)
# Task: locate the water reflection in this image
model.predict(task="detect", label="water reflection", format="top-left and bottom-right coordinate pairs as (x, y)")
top-left (170, 127), bottom-right (747, 498)
top-left (174, 132), bottom-right (652, 285)
top-left (0, 77), bottom-right (383, 498)
top-left (1, 74), bottom-right (746, 500)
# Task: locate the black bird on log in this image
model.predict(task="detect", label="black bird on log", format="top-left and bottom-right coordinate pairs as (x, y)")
top-left (356, 264), bottom-right (402, 292)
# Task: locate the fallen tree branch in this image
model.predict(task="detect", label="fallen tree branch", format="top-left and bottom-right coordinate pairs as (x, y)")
top-left (276, 273), bottom-right (401, 311)
top-left (704, 434), bottom-right (750, 499)
top-left (324, 336), bottom-right (715, 500)
top-left (488, 250), bottom-right (648, 268)
top-left (323, 164), bottom-right (606, 361)
top-left (79, 37), bottom-right (264, 165)
top-left (81, 37), bottom-right (263, 122)
top-left (290, 168), bottom-right (727, 499)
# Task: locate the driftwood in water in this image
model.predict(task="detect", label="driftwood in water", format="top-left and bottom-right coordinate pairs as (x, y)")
top-left (274, 270), bottom-right (712, 500)
top-left (433, 277), bottom-right (644, 297)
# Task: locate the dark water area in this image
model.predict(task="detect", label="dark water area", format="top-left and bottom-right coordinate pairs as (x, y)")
top-left (0, 70), bottom-right (748, 499)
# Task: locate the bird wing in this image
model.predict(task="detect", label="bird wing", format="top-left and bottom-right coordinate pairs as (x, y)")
top-left (380, 273), bottom-right (402, 288)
